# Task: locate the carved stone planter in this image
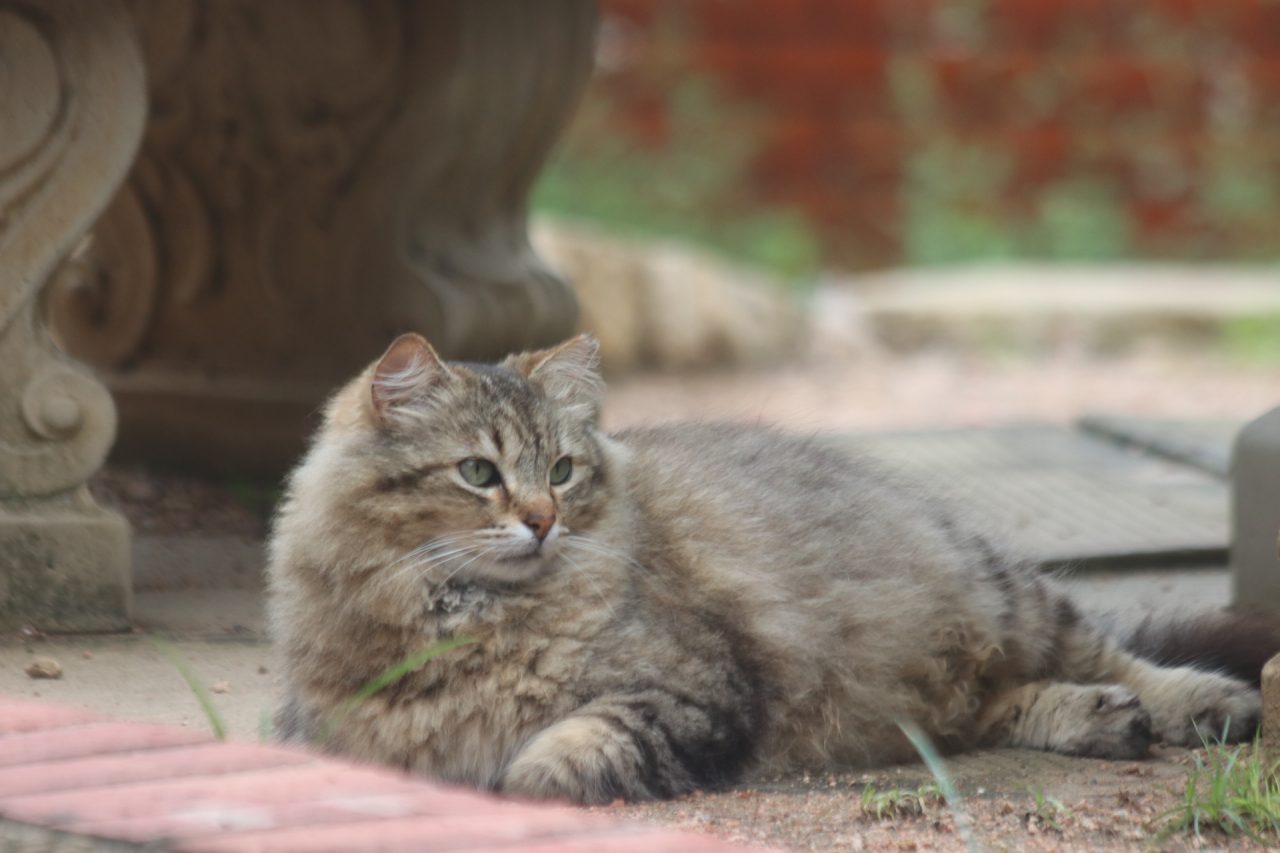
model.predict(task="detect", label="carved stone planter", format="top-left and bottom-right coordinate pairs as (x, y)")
top-left (49, 0), bottom-right (594, 476)
top-left (2, 0), bottom-right (594, 628)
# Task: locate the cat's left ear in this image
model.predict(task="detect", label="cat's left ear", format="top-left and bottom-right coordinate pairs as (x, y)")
top-left (369, 333), bottom-right (453, 423)
top-left (510, 334), bottom-right (604, 421)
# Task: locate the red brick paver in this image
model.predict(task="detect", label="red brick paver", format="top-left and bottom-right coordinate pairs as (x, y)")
top-left (0, 696), bottom-right (752, 851)
top-left (0, 742), bottom-right (307, 799)
top-left (0, 720), bottom-right (210, 768)
top-left (0, 699), bottom-right (99, 734)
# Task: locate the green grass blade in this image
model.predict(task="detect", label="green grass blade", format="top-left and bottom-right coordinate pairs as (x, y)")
top-left (1158, 736), bottom-right (1280, 843)
top-left (897, 719), bottom-right (977, 852)
top-left (316, 636), bottom-right (477, 745)
top-left (152, 638), bottom-right (227, 741)
top-left (348, 636), bottom-right (476, 706)
top-left (258, 708), bottom-right (273, 743)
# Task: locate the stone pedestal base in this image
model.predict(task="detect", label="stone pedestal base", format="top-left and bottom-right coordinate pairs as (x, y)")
top-left (0, 495), bottom-right (131, 631)
top-left (0, 0), bottom-right (144, 631)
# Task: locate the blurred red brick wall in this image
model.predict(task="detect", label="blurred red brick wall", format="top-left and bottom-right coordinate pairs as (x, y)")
top-left (595, 0), bottom-right (1280, 268)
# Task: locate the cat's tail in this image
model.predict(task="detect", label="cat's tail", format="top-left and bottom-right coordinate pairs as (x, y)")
top-left (1106, 609), bottom-right (1280, 688)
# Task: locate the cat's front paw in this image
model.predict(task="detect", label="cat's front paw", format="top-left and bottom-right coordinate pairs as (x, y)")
top-left (500, 716), bottom-right (647, 805)
top-left (1146, 672), bottom-right (1260, 746)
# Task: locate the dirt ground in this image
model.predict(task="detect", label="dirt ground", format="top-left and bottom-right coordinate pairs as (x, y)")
top-left (592, 746), bottom-right (1264, 852)
top-left (4, 346), bottom-right (1278, 851)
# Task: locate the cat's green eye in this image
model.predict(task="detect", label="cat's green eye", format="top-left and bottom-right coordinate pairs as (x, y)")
top-left (458, 458), bottom-right (500, 488)
top-left (549, 456), bottom-right (573, 486)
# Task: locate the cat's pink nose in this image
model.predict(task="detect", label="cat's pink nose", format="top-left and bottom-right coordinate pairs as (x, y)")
top-left (523, 511), bottom-right (555, 542)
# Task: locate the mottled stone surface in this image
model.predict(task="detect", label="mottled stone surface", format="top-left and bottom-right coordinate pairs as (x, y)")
top-left (0, 0), bottom-right (141, 631)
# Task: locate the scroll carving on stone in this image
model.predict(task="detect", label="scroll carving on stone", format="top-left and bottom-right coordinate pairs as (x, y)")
top-left (50, 0), bottom-right (597, 476)
top-left (0, 0), bottom-right (143, 629)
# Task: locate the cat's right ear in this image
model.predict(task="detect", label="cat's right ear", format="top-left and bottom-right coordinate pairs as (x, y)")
top-left (369, 333), bottom-right (452, 423)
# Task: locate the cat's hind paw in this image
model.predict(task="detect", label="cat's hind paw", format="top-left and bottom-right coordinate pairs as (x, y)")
top-left (1145, 672), bottom-right (1261, 746)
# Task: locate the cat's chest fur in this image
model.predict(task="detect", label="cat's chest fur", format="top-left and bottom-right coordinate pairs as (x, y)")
top-left (298, 574), bottom-right (624, 789)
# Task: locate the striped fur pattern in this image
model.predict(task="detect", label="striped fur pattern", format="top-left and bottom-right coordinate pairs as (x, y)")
top-left (268, 333), bottom-right (1273, 804)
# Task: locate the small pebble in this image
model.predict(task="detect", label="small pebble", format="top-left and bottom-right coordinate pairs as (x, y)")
top-left (81, 650), bottom-right (94, 660)
top-left (211, 680), bottom-right (231, 694)
top-left (24, 657), bottom-right (62, 679)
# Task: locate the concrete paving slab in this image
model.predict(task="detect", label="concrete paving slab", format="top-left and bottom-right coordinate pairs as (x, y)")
top-left (854, 425), bottom-right (1228, 569)
top-left (0, 634), bottom-right (274, 742)
top-left (1079, 415), bottom-right (1240, 478)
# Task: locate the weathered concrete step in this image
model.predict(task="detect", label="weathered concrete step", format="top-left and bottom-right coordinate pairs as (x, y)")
top-left (827, 264), bottom-right (1280, 353)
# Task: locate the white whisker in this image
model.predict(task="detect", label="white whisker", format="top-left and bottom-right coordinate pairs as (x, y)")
top-left (375, 533), bottom-right (490, 593)
top-left (380, 551), bottom-right (467, 590)
top-left (385, 533), bottom-right (473, 571)
top-left (440, 545), bottom-right (500, 584)
top-left (561, 535), bottom-right (648, 575)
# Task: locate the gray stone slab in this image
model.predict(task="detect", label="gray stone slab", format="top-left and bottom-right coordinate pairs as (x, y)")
top-left (1229, 406), bottom-right (1280, 614)
top-left (846, 425), bottom-right (1227, 569)
top-left (1077, 415), bottom-right (1241, 478)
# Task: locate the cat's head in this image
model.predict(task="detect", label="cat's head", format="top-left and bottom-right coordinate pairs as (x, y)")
top-left (298, 332), bottom-right (612, 589)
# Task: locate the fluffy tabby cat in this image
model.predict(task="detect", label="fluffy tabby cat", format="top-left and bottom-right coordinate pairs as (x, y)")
top-left (270, 333), bottom-right (1276, 804)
